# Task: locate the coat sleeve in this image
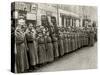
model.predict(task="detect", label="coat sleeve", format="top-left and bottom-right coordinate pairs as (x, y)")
top-left (24, 34), bottom-right (29, 51)
top-left (15, 32), bottom-right (24, 44)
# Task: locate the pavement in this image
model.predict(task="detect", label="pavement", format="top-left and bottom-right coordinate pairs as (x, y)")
top-left (35, 42), bottom-right (97, 72)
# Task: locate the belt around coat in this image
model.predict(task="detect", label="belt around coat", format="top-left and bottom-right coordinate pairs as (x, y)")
top-left (27, 41), bottom-right (33, 43)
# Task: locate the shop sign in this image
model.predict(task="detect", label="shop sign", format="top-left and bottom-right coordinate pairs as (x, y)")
top-left (31, 4), bottom-right (37, 13)
top-left (46, 11), bottom-right (52, 16)
top-left (26, 13), bottom-right (36, 20)
top-left (15, 2), bottom-right (30, 12)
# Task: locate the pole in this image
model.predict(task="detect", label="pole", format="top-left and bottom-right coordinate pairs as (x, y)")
top-left (57, 4), bottom-right (59, 26)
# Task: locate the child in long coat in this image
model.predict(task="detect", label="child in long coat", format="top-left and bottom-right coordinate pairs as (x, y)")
top-left (37, 32), bottom-right (47, 64)
top-left (25, 24), bottom-right (38, 67)
top-left (58, 29), bottom-right (64, 56)
top-left (52, 33), bottom-right (59, 58)
top-left (15, 25), bottom-right (29, 73)
top-left (45, 31), bottom-right (54, 62)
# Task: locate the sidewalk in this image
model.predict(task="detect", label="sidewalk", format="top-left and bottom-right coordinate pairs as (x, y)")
top-left (35, 43), bottom-right (97, 72)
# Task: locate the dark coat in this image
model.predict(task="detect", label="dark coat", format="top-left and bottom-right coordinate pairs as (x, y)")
top-left (37, 36), bottom-right (47, 64)
top-left (63, 33), bottom-right (68, 54)
top-left (15, 29), bottom-right (29, 73)
top-left (52, 34), bottom-right (59, 58)
top-left (25, 31), bottom-right (38, 66)
top-left (45, 36), bottom-right (54, 62)
top-left (58, 33), bottom-right (64, 56)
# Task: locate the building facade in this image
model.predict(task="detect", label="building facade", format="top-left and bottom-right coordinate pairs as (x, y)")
top-left (11, 2), bottom-right (97, 28)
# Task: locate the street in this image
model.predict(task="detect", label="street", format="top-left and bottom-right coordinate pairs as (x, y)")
top-left (35, 42), bottom-right (97, 72)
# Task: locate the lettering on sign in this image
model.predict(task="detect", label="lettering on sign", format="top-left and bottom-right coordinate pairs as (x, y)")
top-left (26, 13), bottom-right (36, 20)
top-left (31, 4), bottom-right (37, 13)
top-left (15, 2), bottom-right (30, 12)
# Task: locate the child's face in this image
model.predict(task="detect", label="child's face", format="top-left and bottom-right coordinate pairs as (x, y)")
top-left (21, 25), bottom-right (27, 32)
top-left (47, 32), bottom-right (49, 36)
top-left (29, 24), bottom-right (33, 30)
top-left (53, 34), bottom-right (55, 36)
top-left (39, 33), bottom-right (42, 37)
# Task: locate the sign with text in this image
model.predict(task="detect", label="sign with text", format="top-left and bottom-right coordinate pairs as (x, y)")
top-left (15, 2), bottom-right (31, 12)
top-left (26, 13), bottom-right (36, 20)
top-left (31, 4), bottom-right (37, 13)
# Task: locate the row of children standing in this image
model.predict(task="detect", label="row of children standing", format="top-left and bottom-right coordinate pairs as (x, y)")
top-left (15, 22), bottom-right (96, 73)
